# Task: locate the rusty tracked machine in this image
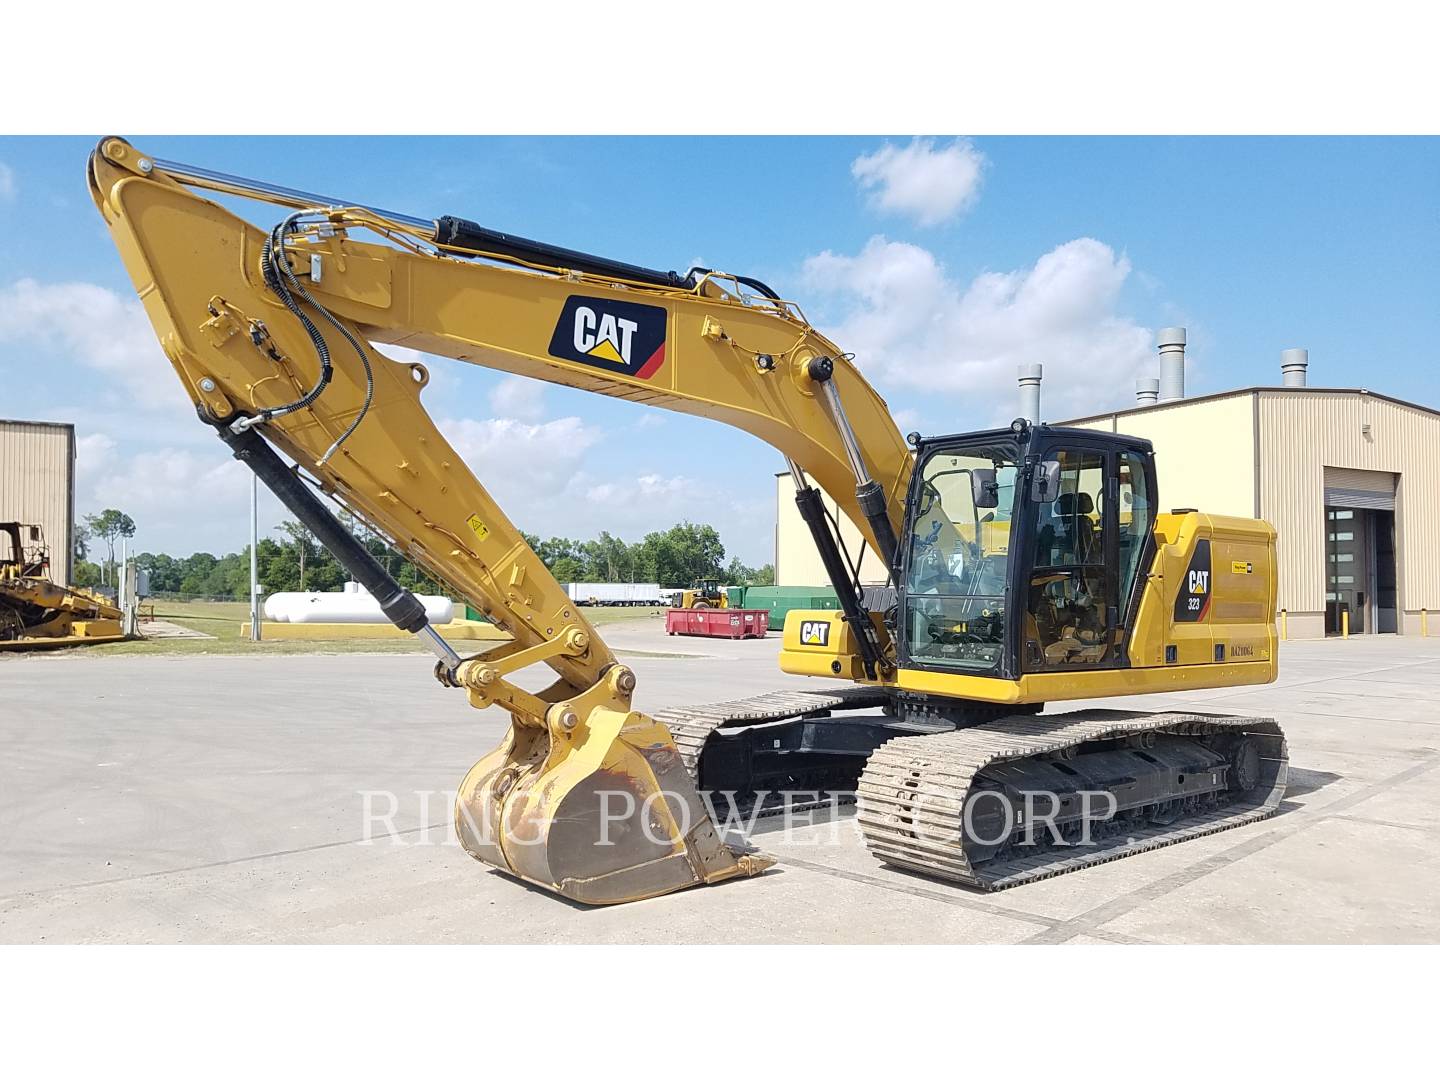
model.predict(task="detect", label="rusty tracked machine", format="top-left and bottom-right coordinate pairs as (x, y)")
top-left (88, 139), bottom-right (1286, 903)
top-left (0, 522), bottom-right (124, 650)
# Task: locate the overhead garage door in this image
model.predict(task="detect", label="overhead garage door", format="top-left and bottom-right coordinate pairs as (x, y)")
top-left (1324, 466), bottom-right (1396, 511)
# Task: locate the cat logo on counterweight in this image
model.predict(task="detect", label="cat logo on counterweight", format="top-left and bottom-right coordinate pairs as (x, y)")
top-left (799, 620), bottom-right (831, 646)
top-left (548, 295), bottom-right (667, 379)
top-left (1173, 539), bottom-right (1213, 623)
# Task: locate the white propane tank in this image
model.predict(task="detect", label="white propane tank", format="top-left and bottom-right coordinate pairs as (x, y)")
top-left (262, 581), bottom-right (454, 624)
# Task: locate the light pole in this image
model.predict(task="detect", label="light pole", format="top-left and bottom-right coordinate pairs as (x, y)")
top-left (250, 473), bottom-right (261, 641)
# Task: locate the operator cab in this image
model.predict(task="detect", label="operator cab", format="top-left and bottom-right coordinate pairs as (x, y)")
top-left (896, 421), bottom-right (1157, 680)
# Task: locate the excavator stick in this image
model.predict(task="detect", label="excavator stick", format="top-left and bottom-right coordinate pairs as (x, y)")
top-left (215, 395), bottom-right (769, 905)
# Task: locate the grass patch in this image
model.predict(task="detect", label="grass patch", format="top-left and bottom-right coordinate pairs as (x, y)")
top-left (2, 601), bottom-right (674, 660)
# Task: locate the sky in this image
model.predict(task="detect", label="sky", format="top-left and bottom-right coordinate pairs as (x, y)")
top-left (1, 136), bottom-right (1437, 568)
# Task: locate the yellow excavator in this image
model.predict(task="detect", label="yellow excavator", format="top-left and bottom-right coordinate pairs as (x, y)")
top-left (0, 521), bottom-right (125, 649)
top-left (88, 138), bottom-right (1287, 904)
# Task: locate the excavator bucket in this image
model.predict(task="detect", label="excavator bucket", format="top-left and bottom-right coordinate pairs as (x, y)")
top-left (455, 706), bottom-right (773, 905)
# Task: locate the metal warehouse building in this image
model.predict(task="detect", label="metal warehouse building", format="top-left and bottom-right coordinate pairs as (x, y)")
top-left (0, 419), bottom-right (76, 586)
top-left (774, 337), bottom-right (1439, 640)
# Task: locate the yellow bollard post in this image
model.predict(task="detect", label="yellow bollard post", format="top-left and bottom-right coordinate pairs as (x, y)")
top-left (1280, 609), bottom-right (1288, 641)
top-left (1423, 609), bottom-right (1429, 638)
top-left (1342, 609), bottom-right (1350, 639)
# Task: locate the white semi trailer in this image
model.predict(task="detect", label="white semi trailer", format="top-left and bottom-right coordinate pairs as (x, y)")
top-left (563, 582), bottom-right (665, 606)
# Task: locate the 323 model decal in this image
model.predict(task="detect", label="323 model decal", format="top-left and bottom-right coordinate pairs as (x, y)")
top-left (548, 295), bottom-right (668, 379)
top-left (1173, 539), bottom-right (1212, 622)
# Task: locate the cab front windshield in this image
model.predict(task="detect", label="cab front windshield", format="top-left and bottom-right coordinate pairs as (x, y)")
top-left (904, 443), bottom-right (1018, 672)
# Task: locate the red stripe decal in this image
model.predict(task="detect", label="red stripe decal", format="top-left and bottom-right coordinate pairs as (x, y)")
top-left (634, 343), bottom-right (666, 380)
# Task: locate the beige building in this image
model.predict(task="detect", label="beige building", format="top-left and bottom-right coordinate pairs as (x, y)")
top-left (774, 367), bottom-right (1439, 641)
top-left (1063, 385), bottom-right (1437, 639)
top-left (775, 471), bottom-right (890, 589)
top-left (0, 419), bottom-right (76, 585)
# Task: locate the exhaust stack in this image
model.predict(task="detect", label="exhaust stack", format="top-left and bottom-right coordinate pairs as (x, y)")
top-left (1135, 377), bottom-right (1160, 406)
top-left (1281, 348), bottom-right (1309, 387)
top-left (1157, 327), bottom-right (1186, 401)
top-left (1017, 363), bottom-right (1042, 423)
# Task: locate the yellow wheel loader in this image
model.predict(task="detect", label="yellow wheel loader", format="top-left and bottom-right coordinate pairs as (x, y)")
top-left (0, 522), bottom-right (125, 650)
top-left (87, 139), bottom-right (1286, 904)
top-left (678, 581), bottom-right (729, 609)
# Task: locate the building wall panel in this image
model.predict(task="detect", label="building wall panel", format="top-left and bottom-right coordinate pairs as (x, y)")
top-left (0, 420), bottom-right (76, 586)
top-left (775, 473), bottom-right (889, 587)
top-left (1110, 395), bottom-right (1257, 520)
top-left (1259, 392), bottom-right (1440, 628)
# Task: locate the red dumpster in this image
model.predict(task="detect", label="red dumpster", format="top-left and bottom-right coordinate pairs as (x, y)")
top-left (665, 608), bottom-right (769, 639)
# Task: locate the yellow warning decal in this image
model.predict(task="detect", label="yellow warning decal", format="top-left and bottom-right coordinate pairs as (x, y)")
top-left (466, 514), bottom-right (490, 541)
top-left (1231, 560), bottom-right (1253, 574)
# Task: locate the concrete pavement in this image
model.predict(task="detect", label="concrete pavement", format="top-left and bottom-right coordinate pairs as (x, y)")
top-left (2, 625), bottom-right (1437, 943)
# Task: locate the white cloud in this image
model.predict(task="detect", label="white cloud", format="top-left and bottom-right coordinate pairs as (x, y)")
top-left (487, 376), bottom-right (546, 422)
top-left (0, 278), bottom-right (183, 409)
top-left (435, 414), bottom-right (741, 544)
top-left (803, 235), bottom-right (1154, 420)
top-left (76, 444), bottom-right (266, 555)
top-left (584, 472), bottom-right (697, 509)
top-left (75, 432), bottom-right (117, 477)
top-left (87, 447), bottom-right (250, 512)
top-left (851, 138), bottom-right (986, 227)
top-left (0, 163), bottom-right (15, 201)
top-left (439, 414), bottom-right (601, 504)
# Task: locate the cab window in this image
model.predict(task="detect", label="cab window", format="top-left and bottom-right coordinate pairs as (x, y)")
top-left (904, 444), bottom-right (1018, 673)
top-left (1117, 450), bottom-right (1153, 612)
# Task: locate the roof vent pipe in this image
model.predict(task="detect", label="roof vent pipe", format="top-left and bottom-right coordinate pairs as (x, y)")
top-left (1135, 377), bottom-right (1160, 406)
top-left (1017, 363), bottom-right (1042, 423)
top-left (1157, 327), bottom-right (1186, 401)
top-left (1281, 348), bottom-right (1309, 387)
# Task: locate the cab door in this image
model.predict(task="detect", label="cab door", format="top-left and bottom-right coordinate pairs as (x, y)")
top-left (1020, 442), bottom-right (1154, 672)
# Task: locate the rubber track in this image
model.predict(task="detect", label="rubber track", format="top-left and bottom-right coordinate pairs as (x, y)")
top-left (856, 709), bottom-right (1288, 891)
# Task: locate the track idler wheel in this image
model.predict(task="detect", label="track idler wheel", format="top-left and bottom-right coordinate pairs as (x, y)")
top-left (1229, 736), bottom-right (1261, 793)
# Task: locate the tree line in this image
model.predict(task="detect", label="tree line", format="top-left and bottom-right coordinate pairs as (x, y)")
top-left (522, 522), bottom-right (773, 590)
top-left (72, 508), bottom-right (772, 599)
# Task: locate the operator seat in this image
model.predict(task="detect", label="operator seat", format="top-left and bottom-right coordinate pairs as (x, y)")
top-left (1056, 491), bottom-right (1098, 565)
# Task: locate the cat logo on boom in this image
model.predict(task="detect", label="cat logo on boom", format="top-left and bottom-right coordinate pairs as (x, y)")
top-left (548, 295), bottom-right (668, 379)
